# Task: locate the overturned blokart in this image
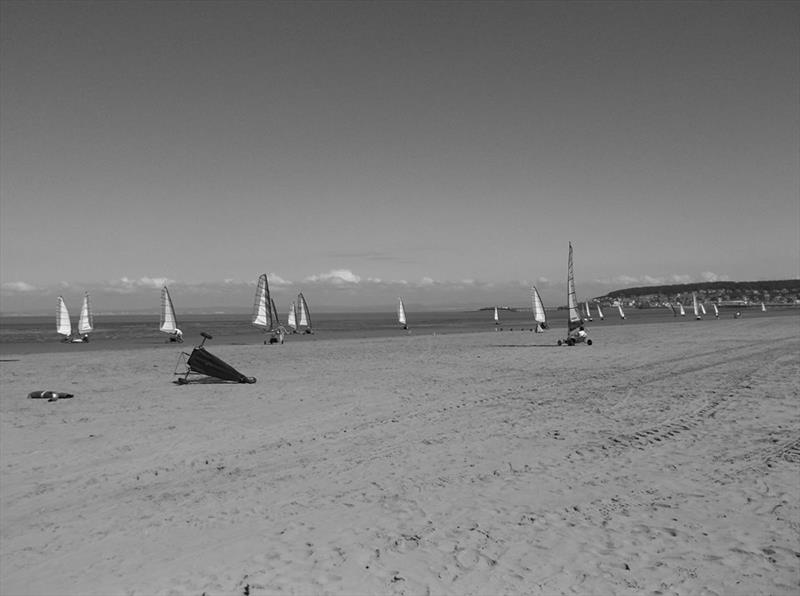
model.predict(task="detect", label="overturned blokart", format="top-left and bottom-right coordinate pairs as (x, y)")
top-left (174, 332), bottom-right (256, 384)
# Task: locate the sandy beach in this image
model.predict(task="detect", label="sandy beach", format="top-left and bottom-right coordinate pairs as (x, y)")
top-left (1, 314), bottom-right (798, 595)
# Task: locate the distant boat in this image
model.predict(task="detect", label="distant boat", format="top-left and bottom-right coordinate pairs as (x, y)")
top-left (679, 303), bottom-right (686, 317)
top-left (531, 286), bottom-right (547, 332)
top-left (712, 302), bottom-right (719, 318)
top-left (160, 286), bottom-right (183, 342)
top-left (297, 292), bottom-right (313, 333)
top-left (252, 274), bottom-right (280, 343)
top-left (56, 296), bottom-right (72, 341)
top-left (558, 243), bottom-right (591, 346)
top-left (693, 292), bottom-right (702, 320)
top-left (761, 301), bottom-right (767, 312)
top-left (596, 304), bottom-right (604, 320)
top-left (617, 302), bottom-right (626, 320)
top-left (584, 301), bottom-right (593, 322)
top-left (398, 297), bottom-right (408, 329)
top-left (287, 301), bottom-right (298, 333)
top-left (493, 306), bottom-right (499, 325)
top-left (76, 292), bottom-right (93, 341)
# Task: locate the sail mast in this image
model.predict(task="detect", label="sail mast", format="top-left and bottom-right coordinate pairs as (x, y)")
top-left (567, 242), bottom-right (582, 333)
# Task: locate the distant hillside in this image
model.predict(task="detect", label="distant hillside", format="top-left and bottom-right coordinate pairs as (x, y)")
top-left (595, 279), bottom-right (800, 308)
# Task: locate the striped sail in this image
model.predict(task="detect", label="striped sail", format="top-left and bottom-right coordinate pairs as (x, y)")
top-left (56, 296), bottom-right (72, 338)
top-left (567, 243), bottom-right (582, 332)
top-left (397, 297), bottom-right (407, 327)
top-left (252, 274), bottom-right (273, 330)
top-left (287, 301), bottom-right (297, 331)
top-left (160, 286), bottom-right (179, 333)
top-left (531, 286), bottom-right (547, 325)
top-left (77, 292), bottom-right (93, 335)
top-left (297, 293), bottom-right (311, 329)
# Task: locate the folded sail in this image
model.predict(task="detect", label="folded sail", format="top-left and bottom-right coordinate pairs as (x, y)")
top-left (252, 274), bottom-right (273, 330)
top-left (160, 286), bottom-right (179, 333)
top-left (567, 243), bottom-right (582, 332)
top-left (77, 292), bottom-right (93, 335)
top-left (56, 296), bottom-right (72, 338)
top-left (531, 286), bottom-right (547, 325)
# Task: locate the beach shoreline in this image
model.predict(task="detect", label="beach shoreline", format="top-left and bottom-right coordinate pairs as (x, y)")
top-left (1, 316), bottom-right (798, 595)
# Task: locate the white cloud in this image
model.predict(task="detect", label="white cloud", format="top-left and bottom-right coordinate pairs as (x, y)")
top-left (0, 281), bottom-right (38, 293)
top-left (105, 276), bottom-right (174, 293)
top-left (700, 271), bottom-right (730, 282)
top-left (305, 269), bottom-right (362, 284)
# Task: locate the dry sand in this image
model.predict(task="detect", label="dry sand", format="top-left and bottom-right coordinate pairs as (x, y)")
top-left (1, 315), bottom-right (798, 595)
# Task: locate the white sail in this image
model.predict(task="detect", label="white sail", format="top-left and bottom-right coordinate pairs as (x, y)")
top-left (397, 297), bottom-right (407, 328)
top-left (56, 296), bottom-right (72, 338)
top-left (679, 303), bottom-right (686, 316)
top-left (700, 303), bottom-right (706, 316)
top-left (584, 301), bottom-right (593, 321)
top-left (252, 274), bottom-right (272, 330)
top-left (493, 306), bottom-right (499, 324)
top-left (297, 293), bottom-right (312, 331)
top-left (531, 286), bottom-right (547, 326)
top-left (761, 301), bottom-right (766, 312)
top-left (160, 286), bottom-right (179, 334)
top-left (713, 303), bottom-right (719, 317)
top-left (566, 243), bottom-right (582, 332)
top-left (617, 302), bottom-right (626, 319)
top-left (77, 292), bottom-right (93, 335)
top-left (287, 302), bottom-right (297, 331)
top-left (693, 292), bottom-right (701, 319)
top-left (597, 304), bottom-right (604, 320)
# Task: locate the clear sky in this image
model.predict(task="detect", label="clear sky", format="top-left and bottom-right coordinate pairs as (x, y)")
top-left (1, 1), bottom-right (798, 313)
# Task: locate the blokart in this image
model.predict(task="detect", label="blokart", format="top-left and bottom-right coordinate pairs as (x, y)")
top-left (174, 332), bottom-right (256, 384)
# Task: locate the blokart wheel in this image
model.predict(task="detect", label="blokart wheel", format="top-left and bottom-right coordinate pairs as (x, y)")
top-left (557, 339), bottom-right (562, 346)
top-left (587, 339), bottom-right (593, 346)
top-left (567, 338), bottom-right (575, 346)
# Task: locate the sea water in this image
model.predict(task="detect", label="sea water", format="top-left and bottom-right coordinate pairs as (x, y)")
top-left (0, 307), bottom-right (787, 356)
